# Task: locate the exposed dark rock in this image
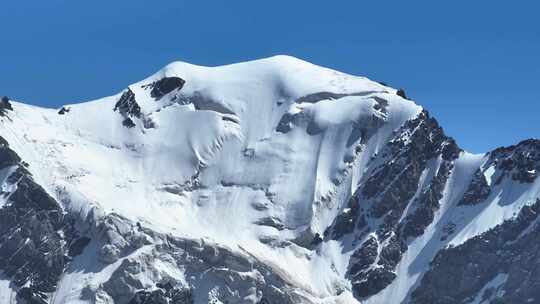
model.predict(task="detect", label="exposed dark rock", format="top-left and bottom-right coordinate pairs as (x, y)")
top-left (371, 96), bottom-right (389, 114)
top-left (348, 236), bottom-right (378, 280)
top-left (402, 161), bottom-right (453, 238)
top-left (441, 138), bottom-right (461, 160)
top-left (366, 159), bottom-right (423, 218)
top-left (327, 196), bottom-right (362, 240)
top-left (353, 267), bottom-right (397, 298)
top-left (0, 96), bottom-right (13, 116)
top-left (17, 287), bottom-right (48, 304)
top-left (58, 106), bottom-right (70, 115)
top-left (114, 88), bottom-right (141, 127)
top-left (396, 88), bottom-right (407, 99)
top-left (147, 77), bottom-right (185, 100)
top-left (378, 234), bottom-right (407, 270)
top-left (411, 199), bottom-right (540, 304)
top-left (363, 111), bottom-right (460, 218)
top-left (342, 111), bottom-right (461, 299)
top-left (68, 236), bottom-right (91, 257)
top-left (115, 89), bottom-right (140, 118)
top-left (0, 141), bottom-right (21, 168)
top-left (276, 113), bottom-right (297, 133)
top-left (129, 290), bottom-right (167, 304)
top-left (122, 117), bottom-right (136, 128)
top-left (0, 136), bottom-right (74, 302)
top-left (311, 233), bottom-right (323, 246)
top-left (348, 233), bottom-right (406, 299)
top-left (489, 139), bottom-right (540, 184)
top-left (129, 285), bottom-right (193, 304)
top-left (458, 168), bottom-right (491, 205)
top-left (221, 115), bottom-right (239, 124)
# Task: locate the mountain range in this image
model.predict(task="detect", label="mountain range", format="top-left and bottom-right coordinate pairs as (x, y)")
top-left (0, 56), bottom-right (539, 304)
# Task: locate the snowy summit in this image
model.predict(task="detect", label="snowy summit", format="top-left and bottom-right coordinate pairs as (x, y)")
top-left (0, 56), bottom-right (539, 304)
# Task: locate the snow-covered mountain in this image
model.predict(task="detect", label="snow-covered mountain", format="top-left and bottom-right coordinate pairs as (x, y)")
top-left (0, 55), bottom-right (539, 304)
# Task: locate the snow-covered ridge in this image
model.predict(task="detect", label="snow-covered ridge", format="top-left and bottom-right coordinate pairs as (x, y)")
top-left (3, 55), bottom-right (417, 239)
top-left (0, 55), bottom-right (538, 304)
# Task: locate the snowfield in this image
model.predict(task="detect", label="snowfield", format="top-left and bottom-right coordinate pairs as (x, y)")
top-left (0, 55), bottom-right (539, 304)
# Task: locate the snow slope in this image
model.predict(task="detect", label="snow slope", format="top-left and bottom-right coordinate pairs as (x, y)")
top-left (0, 55), bottom-right (538, 304)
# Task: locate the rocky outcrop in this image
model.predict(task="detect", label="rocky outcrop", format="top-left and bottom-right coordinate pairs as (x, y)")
top-left (0, 96), bottom-right (13, 116)
top-left (80, 229), bottom-right (301, 304)
top-left (326, 195), bottom-right (363, 240)
top-left (129, 286), bottom-right (193, 304)
top-left (396, 88), bottom-right (407, 99)
top-left (114, 88), bottom-right (141, 128)
top-left (122, 117), bottom-right (136, 128)
top-left (489, 139), bottom-right (540, 184)
top-left (94, 214), bottom-right (150, 264)
top-left (411, 199), bottom-right (540, 304)
top-left (58, 106), bottom-right (70, 115)
top-left (339, 110), bottom-right (461, 298)
top-left (0, 136), bottom-right (75, 303)
top-left (401, 160), bottom-right (453, 238)
top-left (114, 89), bottom-right (141, 118)
top-left (145, 77), bottom-right (185, 100)
top-left (0, 138), bottom-right (150, 303)
top-left (458, 168), bottom-right (491, 205)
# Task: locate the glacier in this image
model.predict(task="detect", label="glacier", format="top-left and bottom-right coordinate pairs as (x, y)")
top-left (0, 55), bottom-right (539, 304)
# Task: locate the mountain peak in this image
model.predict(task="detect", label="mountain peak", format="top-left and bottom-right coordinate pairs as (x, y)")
top-left (165, 54), bottom-right (315, 70)
top-left (1, 58), bottom-right (538, 304)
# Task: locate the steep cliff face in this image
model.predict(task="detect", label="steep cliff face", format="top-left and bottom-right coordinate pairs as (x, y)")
top-left (0, 56), bottom-right (538, 304)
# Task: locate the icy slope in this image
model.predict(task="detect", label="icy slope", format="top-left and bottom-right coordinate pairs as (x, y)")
top-left (0, 55), bottom-right (539, 304)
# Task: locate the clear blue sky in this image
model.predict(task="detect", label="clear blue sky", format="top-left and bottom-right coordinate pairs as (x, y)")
top-left (1, 1), bottom-right (539, 153)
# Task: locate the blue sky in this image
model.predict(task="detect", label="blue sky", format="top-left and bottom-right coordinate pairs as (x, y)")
top-left (1, 1), bottom-right (538, 153)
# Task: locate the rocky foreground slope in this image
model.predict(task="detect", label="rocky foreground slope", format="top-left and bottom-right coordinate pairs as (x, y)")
top-left (0, 56), bottom-right (539, 304)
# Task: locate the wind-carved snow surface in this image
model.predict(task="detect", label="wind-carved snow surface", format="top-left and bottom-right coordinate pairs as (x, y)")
top-left (0, 55), bottom-right (539, 304)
